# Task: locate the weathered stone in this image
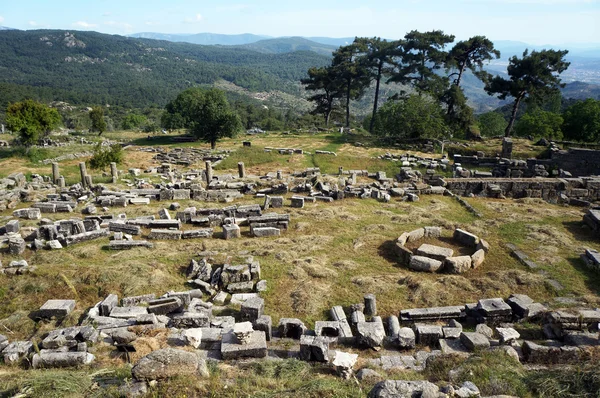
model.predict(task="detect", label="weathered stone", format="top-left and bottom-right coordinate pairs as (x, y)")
top-left (471, 249), bottom-right (485, 269)
top-left (253, 315), bottom-right (272, 341)
top-left (252, 227), bottom-right (281, 237)
top-left (220, 331), bottom-right (267, 360)
top-left (476, 298), bottom-right (512, 317)
top-left (37, 300), bottom-right (76, 319)
top-left (416, 244), bottom-right (454, 261)
top-left (240, 297), bottom-right (264, 322)
top-left (415, 325), bottom-right (443, 346)
top-left (278, 318), bottom-right (306, 339)
top-left (445, 256), bottom-right (473, 274)
top-left (397, 327), bottom-right (416, 349)
top-left (406, 228), bottom-right (425, 242)
top-left (364, 294), bottom-right (377, 317)
top-left (453, 229), bottom-right (480, 247)
top-left (222, 224), bottom-right (241, 240)
top-left (148, 297), bottom-right (183, 315)
top-left (332, 350), bottom-right (358, 379)
top-left (99, 294), bottom-right (119, 317)
top-left (170, 312), bottom-right (210, 329)
top-left (460, 332), bottom-right (490, 351)
top-left (496, 327), bottom-right (520, 344)
top-left (357, 320), bottom-right (386, 349)
top-left (108, 240), bottom-right (153, 250)
top-left (13, 208), bottom-right (42, 220)
top-left (110, 306), bottom-right (148, 319)
top-left (475, 323), bottom-right (494, 339)
top-left (132, 348), bottom-right (208, 381)
top-left (409, 256), bottom-right (443, 272)
top-left (368, 380), bottom-right (439, 398)
top-left (300, 335), bottom-right (330, 362)
top-left (148, 229), bottom-right (182, 240)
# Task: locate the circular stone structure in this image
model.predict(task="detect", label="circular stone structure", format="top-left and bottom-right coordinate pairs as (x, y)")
top-left (394, 227), bottom-right (488, 274)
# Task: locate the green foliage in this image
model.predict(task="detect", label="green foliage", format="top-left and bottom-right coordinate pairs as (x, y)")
top-left (478, 112), bottom-right (508, 137)
top-left (162, 88), bottom-right (242, 149)
top-left (447, 36), bottom-right (500, 87)
top-left (484, 49), bottom-right (570, 136)
top-left (562, 98), bottom-right (600, 142)
top-left (301, 66), bottom-right (344, 126)
top-left (142, 122), bottom-right (160, 133)
top-left (5, 99), bottom-right (61, 146)
top-left (0, 30), bottom-right (329, 110)
top-left (121, 113), bottom-right (147, 130)
top-left (89, 107), bottom-right (107, 135)
top-left (389, 30), bottom-right (455, 98)
top-left (88, 143), bottom-right (123, 170)
top-left (372, 94), bottom-right (448, 139)
top-left (515, 108), bottom-right (563, 140)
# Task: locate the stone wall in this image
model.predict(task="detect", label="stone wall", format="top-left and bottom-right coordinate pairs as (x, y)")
top-left (550, 148), bottom-right (600, 177)
top-left (445, 177), bottom-right (600, 203)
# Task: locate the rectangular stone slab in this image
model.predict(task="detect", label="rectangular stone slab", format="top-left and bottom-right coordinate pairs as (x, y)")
top-left (416, 244), bottom-right (454, 261)
top-left (38, 300), bottom-right (76, 318)
top-left (400, 306), bottom-right (465, 322)
top-left (220, 331), bottom-right (267, 360)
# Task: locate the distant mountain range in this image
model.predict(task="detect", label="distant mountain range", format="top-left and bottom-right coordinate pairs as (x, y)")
top-left (0, 26), bottom-right (17, 31)
top-left (0, 29), bottom-right (598, 117)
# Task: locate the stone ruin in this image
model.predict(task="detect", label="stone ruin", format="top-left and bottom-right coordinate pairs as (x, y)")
top-left (394, 227), bottom-right (487, 274)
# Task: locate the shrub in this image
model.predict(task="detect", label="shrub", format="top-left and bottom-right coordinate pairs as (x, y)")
top-left (88, 143), bottom-right (123, 170)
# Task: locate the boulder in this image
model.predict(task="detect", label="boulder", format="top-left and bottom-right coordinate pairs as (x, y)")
top-left (132, 348), bottom-right (208, 381)
top-left (368, 380), bottom-right (440, 398)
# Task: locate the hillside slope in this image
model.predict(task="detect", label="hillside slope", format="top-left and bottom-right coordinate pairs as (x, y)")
top-left (0, 29), bottom-right (330, 109)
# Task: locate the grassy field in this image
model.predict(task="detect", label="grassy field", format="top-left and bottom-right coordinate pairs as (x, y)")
top-left (0, 130), bottom-right (599, 396)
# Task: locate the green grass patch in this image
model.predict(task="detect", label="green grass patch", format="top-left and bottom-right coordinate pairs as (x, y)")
top-left (214, 147), bottom-right (288, 170)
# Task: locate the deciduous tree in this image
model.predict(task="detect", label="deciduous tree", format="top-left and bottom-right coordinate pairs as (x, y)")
top-left (5, 99), bottom-right (61, 146)
top-left (89, 106), bottom-right (107, 136)
top-left (562, 98), bottom-right (600, 142)
top-left (162, 88), bottom-right (242, 149)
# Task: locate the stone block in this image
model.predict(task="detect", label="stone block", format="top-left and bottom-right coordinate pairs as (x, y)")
top-left (445, 256), bottom-right (472, 274)
top-left (409, 256), bottom-right (443, 272)
top-left (253, 315), bottom-right (272, 341)
top-left (222, 224), bottom-right (241, 240)
top-left (278, 318), bottom-right (306, 339)
top-left (460, 332), bottom-right (490, 351)
top-left (220, 331), bottom-right (267, 360)
top-left (415, 325), bottom-right (443, 346)
top-left (416, 244), bottom-right (453, 261)
top-left (300, 335), bottom-right (330, 362)
top-left (453, 229), bottom-right (480, 247)
top-left (241, 297), bottom-right (264, 322)
top-left (38, 300), bottom-right (76, 319)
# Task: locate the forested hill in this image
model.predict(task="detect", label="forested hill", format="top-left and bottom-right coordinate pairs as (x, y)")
top-left (0, 29), bottom-right (330, 109)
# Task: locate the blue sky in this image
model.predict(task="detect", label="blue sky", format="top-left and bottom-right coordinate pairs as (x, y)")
top-left (1, 0), bottom-right (598, 44)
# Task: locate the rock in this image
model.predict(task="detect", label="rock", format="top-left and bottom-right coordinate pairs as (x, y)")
top-left (357, 320), bottom-right (386, 349)
top-left (132, 348), bottom-right (208, 381)
top-left (453, 229), bottom-right (480, 247)
top-left (356, 368), bottom-right (382, 381)
top-left (445, 256), bottom-right (473, 274)
top-left (496, 327), bottom-right (520, 344)
top-left (397, 327), bottom-right (416, 349)
top-left (37, 299), bottom-right (76, 319)
top-left (332, 350), bottom-right (358, 379)
top-left (409, 256), bottom-right (443, 272)
top-left (471, 249), bottom-right (485, 269)
top-left (415, 325), bottom-right (443, 346)
top-left (253, 315), bottom-right (272, 341)
top-left (110, 329), bottom-right (137, 345)
top-left (416, 244), bottom-right (454, 261)
top-left (475, 324), bottom-right (494, 339)
top-left (460, 332), bottom-right (490, 351)
top-left (182, 328), bottom-right (202, 349)
top-left (240, 297), bottom-right (264, 322)
top-left (32, 352), bottom-right (95, 368)
top-left (232, 321), bottom-right (254, 344)
top-left (368, 380), bottom-right (440, 398)
top-left (278, 318), bottom-right (306, 339)
top-left (300, 335), bottom-right (330, 362)
top-left (220, 331), bottom-right (267, 360)
top-left (455, 381), bottom-right (480, 398)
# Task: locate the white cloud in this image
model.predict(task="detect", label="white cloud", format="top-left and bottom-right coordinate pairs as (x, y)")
top-left (28, 21), bottom-right (38, 26)
top-left (183, 13), bottom-right (203, 24)
top-left (73, 21), bottom-right (98, 29)
top-left (104, 20), bottom-right (133, 30)
top-left (0, 16), bottom-right (4, 24)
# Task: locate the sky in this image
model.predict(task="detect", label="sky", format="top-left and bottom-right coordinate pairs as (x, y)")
top-left (0, 0), bottom-right (599, 45)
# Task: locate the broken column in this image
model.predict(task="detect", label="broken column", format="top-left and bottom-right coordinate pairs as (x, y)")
top-left (79, 162), bottom-right (87, 188)
top-left (238, 162), bottom-right (246, 178)
top-left (205, 161), bottom-right (213, 183)
top-left (52, 162), bottom-right (60, 184)
top-left (110, 162), bottom-right (118, 183)
top-left (276, 170), bottom-right (282, 180)
top-left (501, 137), bottom-right (513, 159)
top-left (364, 294), bottom-right (377, 317)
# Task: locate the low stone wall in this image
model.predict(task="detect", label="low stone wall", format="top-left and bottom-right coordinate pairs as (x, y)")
top-left (445, 177), bottom-right (600, 203)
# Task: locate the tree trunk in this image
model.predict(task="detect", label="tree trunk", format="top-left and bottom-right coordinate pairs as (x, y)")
top-left (211, 140), bottom-right (216, 150)
top-left (456, 62), bottom-right (466, 87)
top-left (505, 95), bottom-right (523, 137)
top-left (345, 78), bottom-right (351, 128)
top-left (325, 108), bottom-right (331, 127)
top-left (369, 62), bottom-right (383, 133)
